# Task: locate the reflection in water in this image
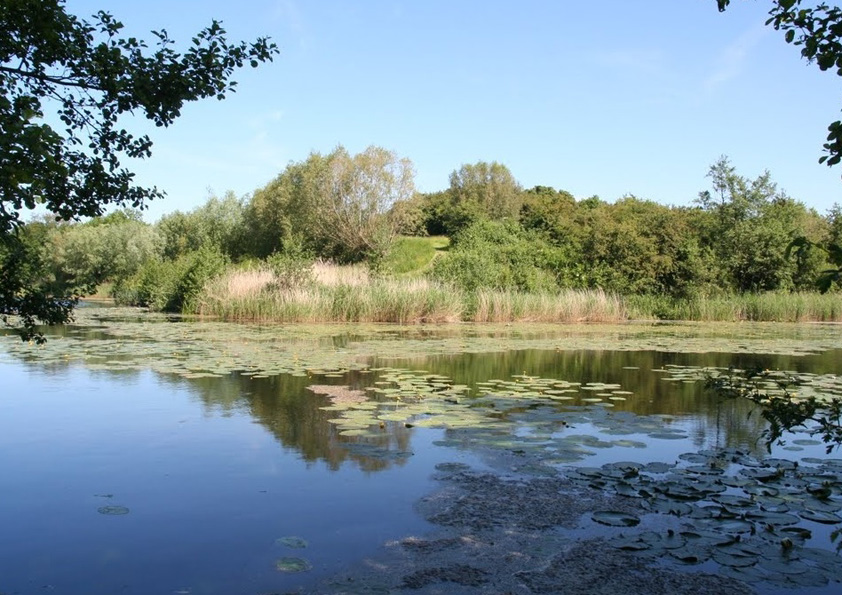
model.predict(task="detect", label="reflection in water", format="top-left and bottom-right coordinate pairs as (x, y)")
top-left (2, 322), bottom-right (842, 594)
top-left (78, 346), bottom-right (838, 471)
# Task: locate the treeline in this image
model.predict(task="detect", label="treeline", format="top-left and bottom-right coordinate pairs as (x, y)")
top-left (15, 147), bottom-right (842, 318)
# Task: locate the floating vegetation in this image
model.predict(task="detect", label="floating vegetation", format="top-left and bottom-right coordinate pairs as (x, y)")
top-left (275, 557), bottom-right (312, 573)
top-left (5, 309), bottom-right (842, 384)
top-left (299, 368), bottom-right (699, 463)
top-left (567, 447), bottom-right (842, 588)
top-left (276, 536), bottom-right (308, 549)
top-left (660, 365), bottom-right (842, 407)
top-left (592, 511), bottom-right (641, 527)
top-left (97, 505), bottom-right (129, 516)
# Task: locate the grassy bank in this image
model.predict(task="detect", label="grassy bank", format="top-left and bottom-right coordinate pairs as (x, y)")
top-left (196, 265), bottom-right (627, 323)
top-left (195, 264), bottom-right (842, 324)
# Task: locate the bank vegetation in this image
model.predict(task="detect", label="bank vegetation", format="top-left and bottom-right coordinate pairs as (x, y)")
top-left (13, 149), bottom-right (842, 324)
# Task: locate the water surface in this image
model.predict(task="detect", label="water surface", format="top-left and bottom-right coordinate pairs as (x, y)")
top-left (2, 314), bottom-right (841, 593)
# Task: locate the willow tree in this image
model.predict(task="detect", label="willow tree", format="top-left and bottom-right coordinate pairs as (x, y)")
top-left (248, 146), bottom-right (415, 263)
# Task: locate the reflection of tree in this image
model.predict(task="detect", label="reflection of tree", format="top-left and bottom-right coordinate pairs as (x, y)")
top-left (371, 348), bottom-right (811, 453)
top-left (6, 335), bottom-right (838, 469)
top-left (687, 397), bottom-right (768, 455)
top-left (164, 370), bottom-right (414, 472)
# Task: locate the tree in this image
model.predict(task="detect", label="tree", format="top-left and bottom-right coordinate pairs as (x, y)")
top-left (247, 146), bottom-right (415, 263)
top-left (1, 0), bottom-right (277, 339)
top-left (449, 161), bottom-right (522, 222)
top-left (47, 209), bottom-right (162, 291)
top-left (694, 156), bottom-right (826, 292)
top-left (717, 0), bottom-right (842, 168)
top-left (315, 146), bottom-right (415, 262)
top-left (157, 191), bottom-right (248, 261)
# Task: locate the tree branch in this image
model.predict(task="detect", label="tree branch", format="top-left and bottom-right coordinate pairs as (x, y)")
top-left (0, 65), bottom-right (104, 91)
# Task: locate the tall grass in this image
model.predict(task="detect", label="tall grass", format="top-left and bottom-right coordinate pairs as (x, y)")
top-left (197, 265), bottom-right (629, 323)
top-left (198, 263), bottom-right (842, 324)
top-left (627, 292), bottom-right (842, 322)
top-left (469, 288), bottom-right (627, 323)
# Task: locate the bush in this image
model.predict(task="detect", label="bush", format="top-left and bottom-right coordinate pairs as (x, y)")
top-left (266, 236), bottom-right (314, 290)
top-left (429, 219), bottom-right (559, 292)
top-left (114, 244), bottom-right (228, 312)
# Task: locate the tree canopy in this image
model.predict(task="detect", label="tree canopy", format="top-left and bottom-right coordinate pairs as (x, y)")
top-left (247, 145), bottom-right (415, 263)
top-left (0, 0), bottom-right (277, 338)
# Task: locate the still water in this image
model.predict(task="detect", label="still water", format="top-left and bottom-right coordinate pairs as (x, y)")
top-left (1, 315), bottom-right (841, 594)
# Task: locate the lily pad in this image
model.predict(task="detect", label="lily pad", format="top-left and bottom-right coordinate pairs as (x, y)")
top-left (798, 509), bottom-right (842, 524)
top-left (591, 510), bottom-right (640, 527)
top-left (97, 505), bottom-right (129, 515)
top-left (276, 536), bottom-right (308, 548)
top-left (275, 557), bottom-right (313, 573)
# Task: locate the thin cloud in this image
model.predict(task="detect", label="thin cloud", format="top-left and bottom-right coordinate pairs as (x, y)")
top-left (703, 24), bottom-right (768, 94)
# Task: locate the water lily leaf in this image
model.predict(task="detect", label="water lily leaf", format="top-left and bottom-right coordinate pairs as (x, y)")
top-left (97, 505), bottom-right (129, 516)
top-left (669, 546), bottom-right (709, 564)
top-left (707, 518), bottom-right (754, 534)
top-left (798, 509), bottom-right (842, 524)
top-left (275, 557), bottom-right (312, 573)
top-left (612, 439), bottom-right (647, 449)
top-left (276, 536), bottom-right (308, 548)
top-left (610, 535), bottom-right (651, 551)
top-left (792, 439), bottom-right (822, 446)
top-left (643, 462), bottom-right (675, 473)
top-left (711, 550), bottom-right (757, 568)
top-left (591, 511), bottom-right (640, 527)
top-left (745, 511), bottom-right (800, 526)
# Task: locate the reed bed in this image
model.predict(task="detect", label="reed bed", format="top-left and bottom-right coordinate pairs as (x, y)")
top-left (199, 264), bottom-right (841, 324)
top-left (198, 267), bottom-right (631, 323)
top-left (469, 288), bottom-right (628, 323)
top-left (627, 292), bottom-right (842, 322)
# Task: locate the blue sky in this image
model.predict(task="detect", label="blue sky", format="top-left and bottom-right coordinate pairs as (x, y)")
top-left (65, 0), bottom-right (841, 221)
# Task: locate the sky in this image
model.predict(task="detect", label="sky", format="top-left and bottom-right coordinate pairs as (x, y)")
top-left (63, 0), bottom-right (842, 221)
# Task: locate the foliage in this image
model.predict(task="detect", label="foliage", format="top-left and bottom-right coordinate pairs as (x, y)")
top-left (157, 191), bottom-right (248, 260)
top-left (49, 209), bottom-right (162, 291)
top-left (717, 0), bottom-right (842, 168)
top-left (174, 244), bottom-right (229, 312)
top-left (246, 146), bottom-right (414, 263)
top-left (694, 157), bottom-right (827, 292)
top-left (116, 243), bottom-right (228, 312)
top-left (430, 219), bottom-right (560, 292)
top-left (0, 226), bottom-right (74, 341)
top-left (786, 235), bottom-right (842, 292)
top-left (573, 197), bottom-right (708, 296)
top-left (449, 161), bottom-right (522, 221)
top-left (266, 235), bottom-right (314, 290)
top-left (706, 368), bottom-right (842, 454)
top-left (0, 0), bottom-right (277, 337)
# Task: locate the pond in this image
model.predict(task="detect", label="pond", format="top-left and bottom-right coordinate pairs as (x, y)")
top-left (1, 309), bottom-right (841, 594)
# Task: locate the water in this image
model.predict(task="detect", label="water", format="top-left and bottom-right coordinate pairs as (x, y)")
top-left (0, 363), bottom-right (444, 594)
top-left (1, 315), bottom-right (841, 593)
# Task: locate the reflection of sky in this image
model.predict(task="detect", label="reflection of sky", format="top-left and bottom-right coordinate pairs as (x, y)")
top-left (0, 361), bottom-right (441, 594)
top-left (2, 339), bottom-right (842, 594)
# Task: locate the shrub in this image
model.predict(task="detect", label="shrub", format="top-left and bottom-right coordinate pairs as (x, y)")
top-left (429, 219), bottom-right (559, 292)
top-left (114, 244), bottom-right (228, 312)
top-left (266, 236), bottom-right (314, 290)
